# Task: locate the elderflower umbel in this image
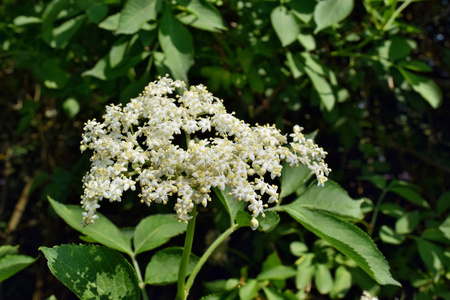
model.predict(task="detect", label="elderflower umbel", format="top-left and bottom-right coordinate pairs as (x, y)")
top-left (80, 77), bottom-right (331, 230)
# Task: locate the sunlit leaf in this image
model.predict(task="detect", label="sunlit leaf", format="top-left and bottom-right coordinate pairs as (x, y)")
top-left (117, 0), bottom-right (163, 34)
top-left (271, 6), bottom-right (300, 47)
top-left (313, 0), bottom-right (354, 33)
top-left (0, 254), bottom-right (36, 282)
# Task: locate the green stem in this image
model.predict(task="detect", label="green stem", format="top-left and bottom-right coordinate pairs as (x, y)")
top-left (131, 254), bottom-right (148, 300)
top-left (369, 187), bottom-right (388, 236)
top-left (176, 206), bottom-right (197, 300)
top-left (185, 224), bottom-right (238, 292)
top-left (382, 0), bottom-right (413, 32)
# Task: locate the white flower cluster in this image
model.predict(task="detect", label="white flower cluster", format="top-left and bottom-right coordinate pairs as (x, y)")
top-left (80, 77), bottom-right (330, 229)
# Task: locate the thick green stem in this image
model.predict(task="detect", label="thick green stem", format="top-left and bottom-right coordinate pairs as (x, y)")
top-left (176, 207), bottom-right (197, 300)
top-left (185, 224), bottom-right (238, 292)
top-left (130, 254), bottom-right (148, 300)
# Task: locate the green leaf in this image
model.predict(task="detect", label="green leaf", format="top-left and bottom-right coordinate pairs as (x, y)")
top-left (288, 0), bottom-right (316, 23)
top-left (399, 68), bottom-right (443, 109)
top-left (14, 16), bottom-right (42, 26)
top-left (86, 4), bottom-right (108, 24)
top-left (380, 203), bottom-right (405, 218)
top-left (397, 60), bottom-right (432, 72)
top-left (387, 180), bottom-right (430, 208)
top-left (42, 58), bottom-right (69, 89)
top-left (158, 6), bottom-right (194, 81)
top-left (177, 0), bottom-right (226, 32)
top-left (315, 263), bottom-right (333, 294)
top-left (239, 279), bottom-right (258, 300)
top-left (271, 6), bottom-right (300, 47)
top-left (295, 253), bottom-right (315, 289)
top-left (40, 244), bottom-right (139, 300)
top-left (395, 210), bottom-right (420, 234)
top-left (290, 241), bottom-right (308, 256)
top-left (48, 197), bottom-right (132, 255)
top-left (378, 37), bottom-right (416, 61)
top-left (42, 15), bottom-right (87, 49)
top-left (280, 162), bottom-right (311, 199)
top-left (0, 254), bottom-right (36, 282)
top-left (379, 225), bottom-right (405, 245)
top-left (257, 265), bottom-right (297, 280)
top-left (288, 180), bottom-right (364, 221)
top-left (99, 12), bottom-right (120, 31)
top-left (439, 216), bottom-right (450, 240)
top-left (301, 53), bottom-right (335, 111)
top-left (330, 266), bottom-right (352, 298)
top-left (62, 98), bottom-right (80, 119)
top-left (109, 36), bottom-right (133, 68)
top-left (0, 245), bottom-right (19, 258)
top-left (214, 186), bottom-right (247, 222)
top-left (262, 286), bottom-right (285, 300)
top-left (133, 214), bottom-right (187, 254)
top-left (285, 52), bottom-right (305, 79)
top-left (281, 206), bottom-right (400, 286)
top-left (82, 51), bottom-right (150, 80)
top-left (359, 175), bottom-right (386, 190)
top-left (297, 32), bottom-right (316, 51)
top-left (416, 238), bottom-right (450, 274)
top-left (117, 0), bottom-right (163, 34)
top-left (144, 247), bottom-right (199, 285)
top-left (437, 191), bottom-right (450, 214)
top-left (313, 0), bottom-right (354, 33)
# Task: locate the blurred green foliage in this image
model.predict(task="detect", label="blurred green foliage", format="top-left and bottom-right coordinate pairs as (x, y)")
top-left (0, 0), bottom-right (449, 299)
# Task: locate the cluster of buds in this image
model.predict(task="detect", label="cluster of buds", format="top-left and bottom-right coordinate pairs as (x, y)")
top-left (80, 77), bottom-right (330, 229)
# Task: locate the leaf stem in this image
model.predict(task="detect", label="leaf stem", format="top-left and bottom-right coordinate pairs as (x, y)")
top-left (176, 206), bottom-right (197, 300)
top-left (130, 253), bottom-right (148, 300)
top-left (369, 187), bottom-right (388, 236)
top-left (382, 0), bottom-right (413, 32)
top-left (185, 224), bottom-right (238, 292)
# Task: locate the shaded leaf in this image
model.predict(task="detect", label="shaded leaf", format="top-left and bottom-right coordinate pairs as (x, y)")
top-left (387, 180), bottom-right (430, 208)
top-left (288, 180), bottom-right (364, 221)
top-left (0, 254), bottom-right (36, 282)
top-left (48, 197), bottom-right (132, 255)
top-left (379, 225), bottom-right (405, 245)
top-left (42, 15), bottom-right (86, 49)
top-left (177, 0), bottom-right (226, 32)
top-left (397, 60), bottom-right (432, 72)
top-left (314, 0), bottom-right (354, 33)
top-left (289, 0), bottom-right (316, 23)
top-left (416, 238), bottom-right (450, 274)
top-left (40, 244), bottom-right (139, 300)
top-left (280, 161), bottom-right (311, 199)
top-left (144, 247), bottom-right (199, 285)
top-left (133, 214), bottom-right (187, 254)
top-left (0, 245), bottom-right (19, 258)
top-left (99, 12), bottom-right (120, 31)
top-left (439, 216), bottom-right (450, 240)
top-left (395, 210), bottom-right (420, 234)
top-left (158, 6), bottom-right (194, 81)
top-left (399, 68), bottom-right (443, 109)
top-left (117, 0), bottom-right (162, 34)
top-left (257, 265), bottom-right (297, 281)
top-left (62, 98), bottom-right (80, 119)
top-left (271, 6), bottom-right (300, 47)
top-left (281, 206), bottom-right (400, 286)
top-left (214, 186), bottom-right (247, 222)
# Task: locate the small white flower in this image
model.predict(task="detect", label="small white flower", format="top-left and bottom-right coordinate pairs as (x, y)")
top-left (80, 76), bottom-right (330, 227)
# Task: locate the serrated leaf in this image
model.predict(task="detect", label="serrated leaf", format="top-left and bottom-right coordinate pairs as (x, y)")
top-left (288, 180), bottom-right (364, 221)
top-left (257, 265), bottom-right (297, 281)
top-left (280, 161), bottom-right (311, 199)
top-left (399, 68), bottom-right (443, 109)
top-left (281, 205), bottom-right (400, 286)
top-left (40, 244), bottom-right (139, 300)
top-left (133, 214), bottom-right (187, 254)
top-left (117, 0), bottom-right (162, 34)
top-left (48, 197), bottom-right (132, 255)
top-left (271, 6), bottom-right (300, 47)
top-left (177, 0), bottom-right (226, 32)
top-left (144, 247), bottom-right (199, 285)
top-left (158, 6), bottom-right (194, 81)
top-left (0, 254), bottom-right (36, 282)
top-left (313, 0), bottom-right (354, 33)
